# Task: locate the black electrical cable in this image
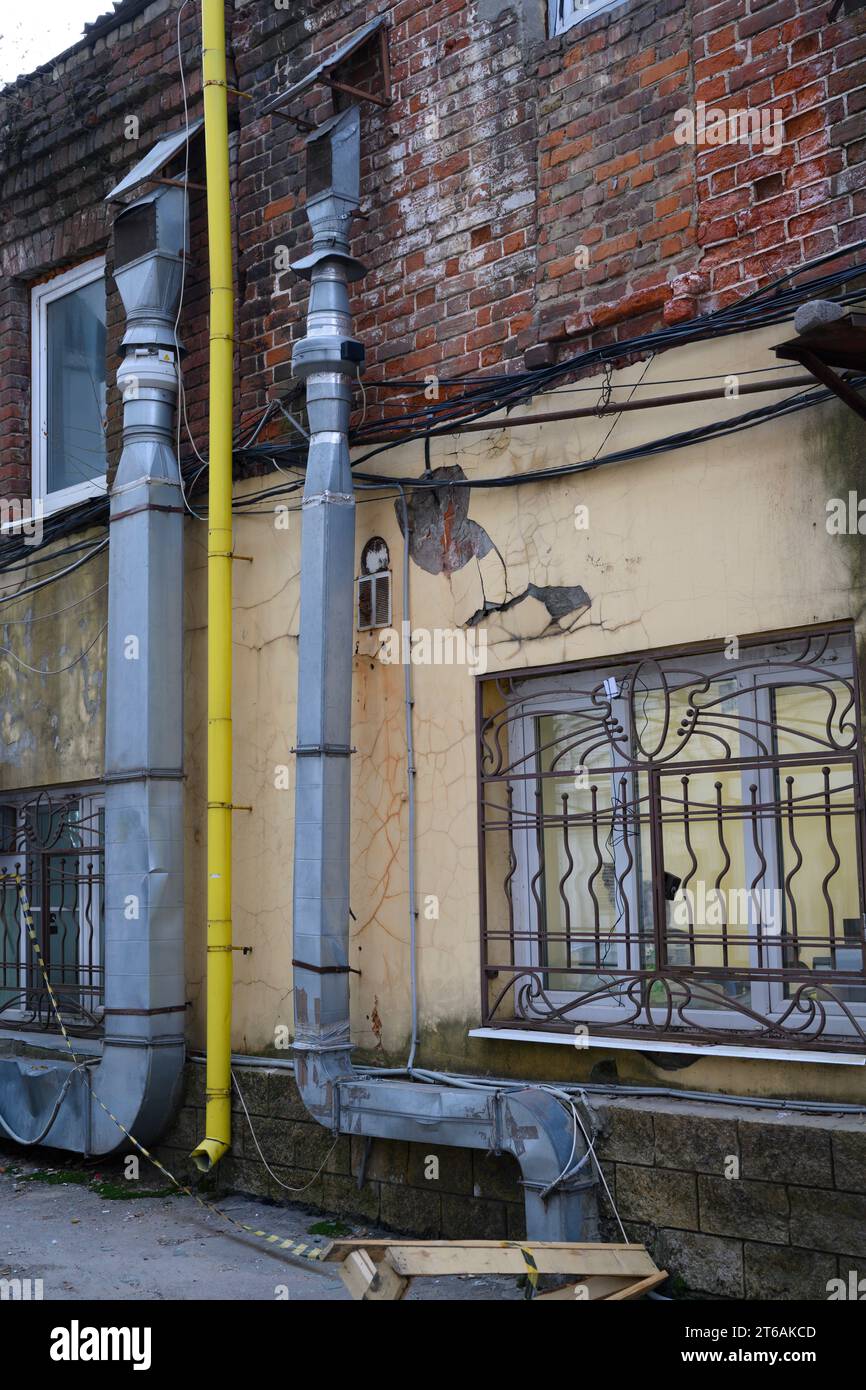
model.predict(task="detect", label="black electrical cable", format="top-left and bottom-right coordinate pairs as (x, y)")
top-left (349, 254), bottom-right (866, 454)
top-left (233, 376), bottom-right (858, 508)
top-left (4, 241), bottom-right (863, 585)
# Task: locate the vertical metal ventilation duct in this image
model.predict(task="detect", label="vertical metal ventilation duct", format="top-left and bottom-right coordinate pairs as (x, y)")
top-left (290, 108), bottom-right (364, 1106)
top-left (0, 185), bottom-right (188, 1152)
top-left (98, 183), bottom-right (188, 1148)
top-left (289, 112), bottom-right (597, 1239)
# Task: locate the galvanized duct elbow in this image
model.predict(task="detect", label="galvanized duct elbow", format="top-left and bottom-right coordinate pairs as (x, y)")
top-left (289, 111), bottom-right (597, 1240)
top-left (0, 185), bottom-right (187, 1154)
top-left (297, 1062), bottom-right (597, 1241)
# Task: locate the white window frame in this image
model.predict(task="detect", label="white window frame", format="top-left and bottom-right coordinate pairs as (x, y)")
top-left (549, 0), bottom-right (627, 37)
top-left (507, 636), bottom-right (865, 1041)
top-left (31, 256), bottom-right (108, 517)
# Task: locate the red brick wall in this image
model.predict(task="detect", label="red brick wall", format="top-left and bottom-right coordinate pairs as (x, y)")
top-left (534, 0), bottom-right (696, 352)
top-left (530, 0), bottom-right (866, 356)
top-left (233, 0), bottom-right (539, 437)
top-left (693, 0), bottom-right (866, 307)
top-left (1, 0), bottom-right (864, 497)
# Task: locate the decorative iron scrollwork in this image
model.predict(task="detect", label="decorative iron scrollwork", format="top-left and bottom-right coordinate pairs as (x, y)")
top-left (479, 630), bottom-right (866, 1052)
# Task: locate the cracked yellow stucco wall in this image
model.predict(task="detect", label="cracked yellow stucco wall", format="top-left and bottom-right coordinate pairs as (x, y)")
top-left (0, 528), bottom-right (107, 791)
top-left (184, 317), bottom-right (866, 1104)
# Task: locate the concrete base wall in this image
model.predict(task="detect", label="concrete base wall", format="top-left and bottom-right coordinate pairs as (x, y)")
top-left (155, 1062), bottom-right (866, 1299)
top-left (593, 1096), bottom-right (866, 1299)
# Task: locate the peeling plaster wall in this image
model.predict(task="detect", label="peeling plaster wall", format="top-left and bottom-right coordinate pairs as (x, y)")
top-left (174, 315), bottom-right (866, 1108)
top-left (0, 531), bottom-right (107, 792)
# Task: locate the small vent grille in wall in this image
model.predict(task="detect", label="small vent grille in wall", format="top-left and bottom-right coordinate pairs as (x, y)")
top-left (357, 536), bottom-right (391, 630)
top-left (357, 572), bottom-right (391, 630)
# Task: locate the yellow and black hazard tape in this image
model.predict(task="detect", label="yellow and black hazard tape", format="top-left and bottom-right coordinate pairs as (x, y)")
top-left (510, 1243), bottom-right (540, 1298)
top-left (1, 871), bottom-right (327, 1268)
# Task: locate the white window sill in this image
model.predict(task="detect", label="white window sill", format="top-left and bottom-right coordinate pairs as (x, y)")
top-left (36, 477), bottom-right (107, 519)
top-left (469, 1026), bottom-right (866, 1067)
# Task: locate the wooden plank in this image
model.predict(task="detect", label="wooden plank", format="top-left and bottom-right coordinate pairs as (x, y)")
top-left (342, 1242), bottom-right (656, 1280)
top-left (337, 1249), bottom-right (378, 1300)
top-left (326, 1245), bottom-right (650, 1256)
top-left (533, 1269), bottom-right (668, 1302)
top-left (327, 1238), bottom-right (664, 1300)
top-left (601, 1270), bottom-right (668, 1301)
top-left (324, 1239), bottom-right (644, 1262)
top-left (362, 1253), bottom-right (409, 1302)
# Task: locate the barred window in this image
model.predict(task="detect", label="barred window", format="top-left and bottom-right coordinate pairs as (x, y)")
top-left (0, 789), bottom-right (104, 1036)
top-left (478, 629), bottom-right (866, 1053)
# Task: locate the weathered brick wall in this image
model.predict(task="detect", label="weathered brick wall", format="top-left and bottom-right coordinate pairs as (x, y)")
top-left (0, 0), bottom-right (211, 498)
top-left (529, 0), bottom-right (866, 358)
top-left (0, 282), bottom-right (30, 499)
top-left (156, 1062), bottom-right (866, 1298)
top-left (534, 0), bottom-right (696, 351)
top-left (232, 0), bottom-right (866, 409)
top-left (2, 0), bottom-right (864, 490)
top-left (232, 0), bottom-right (539, 438)
top-left (693, 0), bottom-right (866, 308)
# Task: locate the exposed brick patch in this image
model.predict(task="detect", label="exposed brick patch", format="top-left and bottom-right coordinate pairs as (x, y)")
top-left (1, 0), bottom-right (864, 481)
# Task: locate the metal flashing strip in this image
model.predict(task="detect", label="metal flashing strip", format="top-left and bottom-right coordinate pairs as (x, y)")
top-left (102, 768), bottom-right (184, 783)
top-left (292, 743), bottom-right (354, 757)
top-left (469, 1027), bottom-right (866, 1067)
top-left (301, 490), bottom-right (355, 507)
top-left (106, 119), bottom-right (205, 202)
top-left (260, 16), bottom-right (387, 115)
top-left (292, 959), bottom-right (361, 976)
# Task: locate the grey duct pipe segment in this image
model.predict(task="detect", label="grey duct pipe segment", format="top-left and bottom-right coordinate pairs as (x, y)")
top-left (0, 188), bottom-right (186, 1152)
top-left (289, 110), bottom-right (597, 1240)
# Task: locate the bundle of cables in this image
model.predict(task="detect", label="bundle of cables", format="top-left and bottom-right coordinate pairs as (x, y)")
top-left (3, 240), bottom-right (865, 589)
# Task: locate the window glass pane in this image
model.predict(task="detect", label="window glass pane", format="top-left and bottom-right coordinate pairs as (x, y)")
top-left (536, 715), bottom-right (652, 1005)
top-left (537, 715), bottom-right (619, 982)
top-left (641, 680), bottom-right (754, 1010)
top-left (46, 276), bottom-right (107, 493)
top-left (773, 683), bottom-right (864, 1002)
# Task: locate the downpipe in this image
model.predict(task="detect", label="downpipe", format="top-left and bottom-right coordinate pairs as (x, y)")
top-left (289, 110), bottom-right (597, 1240)
top-left (191, 0), bottom-right (235, 1174)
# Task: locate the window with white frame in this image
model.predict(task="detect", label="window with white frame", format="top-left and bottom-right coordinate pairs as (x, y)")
top-left (31, 258), bottom-right (108, 513)
top-left (478, 629), bottom-right (866, 1054)
top-left (548, 0), bottom-right (625, 37)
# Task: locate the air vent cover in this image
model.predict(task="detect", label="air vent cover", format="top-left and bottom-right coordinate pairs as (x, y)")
top-left (357, 572), bottom-right (391, 630)
top-left (114, 201), bottom-right (157, 269)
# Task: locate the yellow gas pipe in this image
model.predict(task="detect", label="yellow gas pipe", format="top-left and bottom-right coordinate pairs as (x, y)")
top-left (191, 0), bottom-right (234, 1173)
